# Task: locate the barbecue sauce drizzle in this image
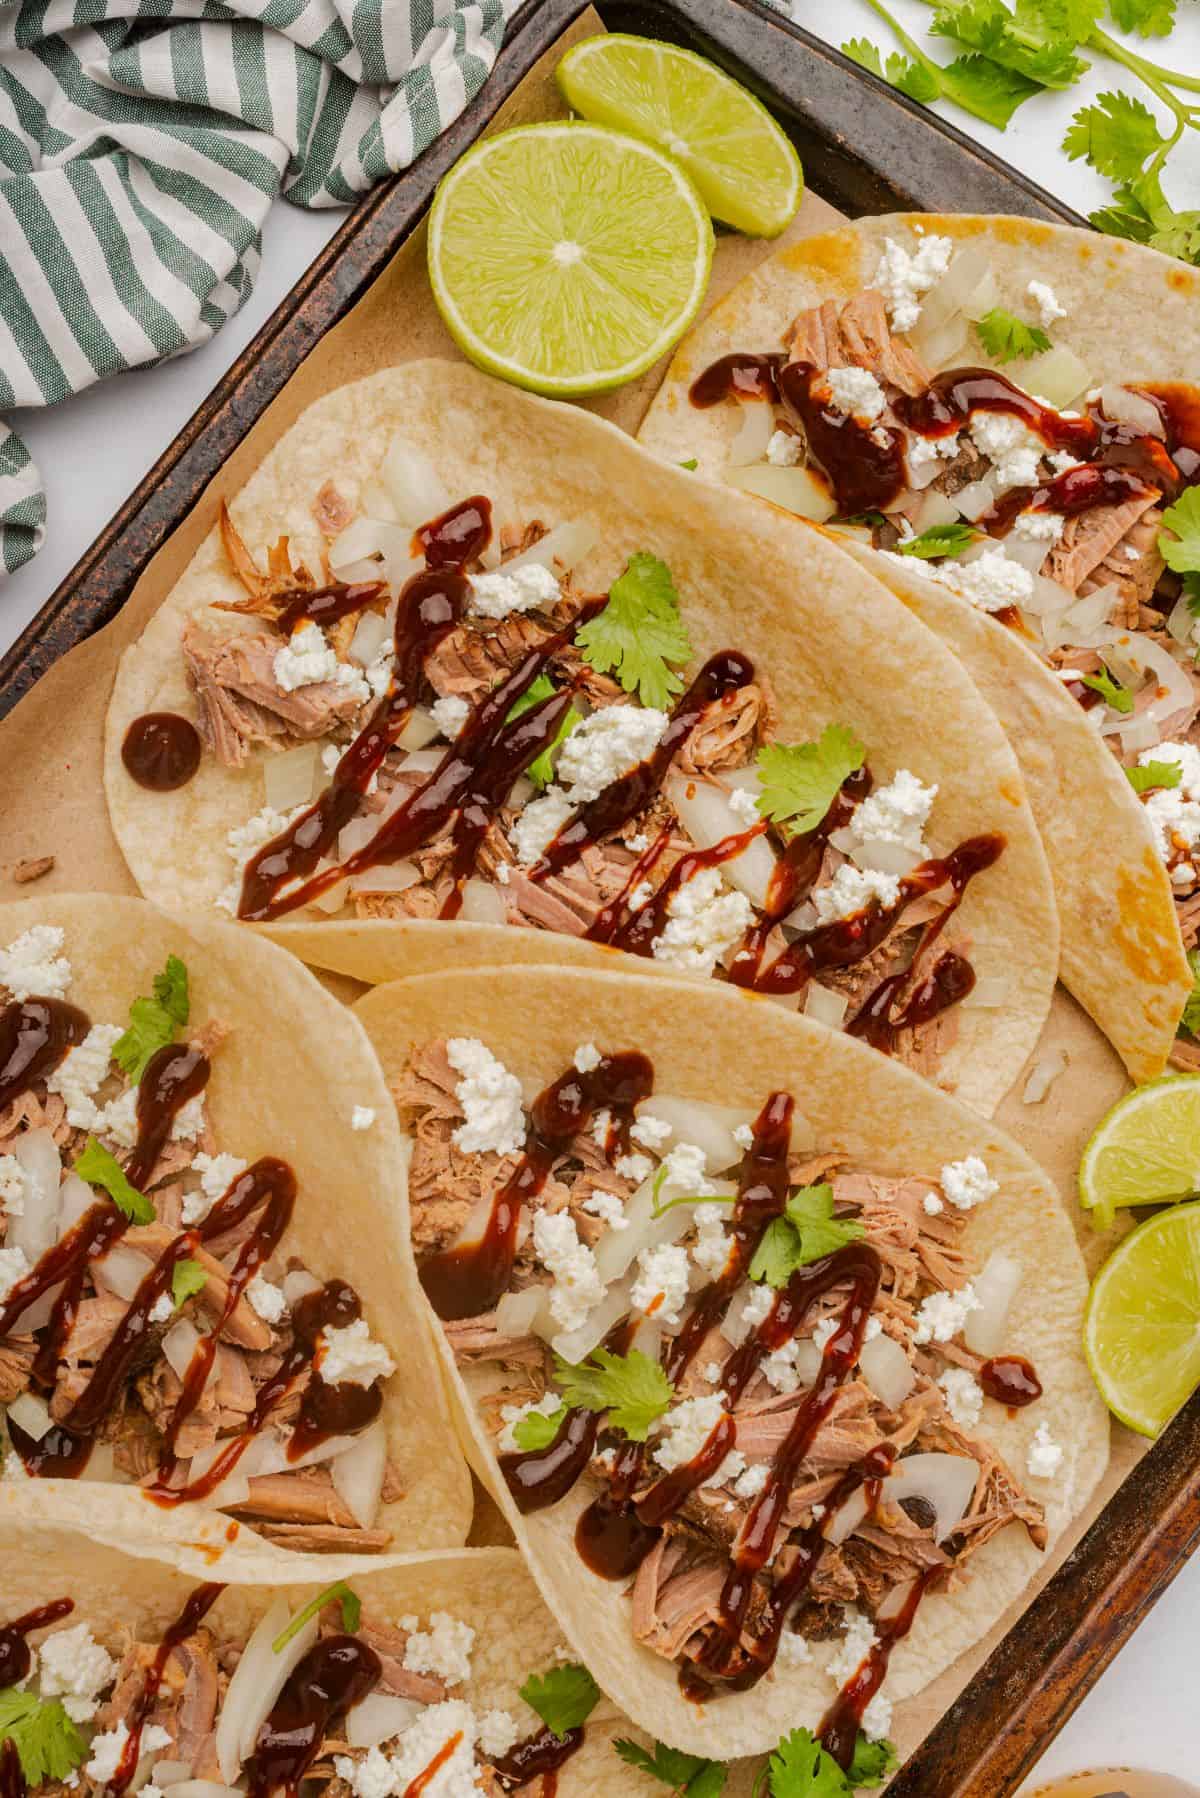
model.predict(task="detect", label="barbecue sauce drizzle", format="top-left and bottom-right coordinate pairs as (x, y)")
top-left (108, 1583), bottom-right (225, 1795)
top-left (245, 1634), bottom-right (382, 1798)
top-left (121, 714), bottom-right (203, 792)
top-left (0, 1601), bottom-right (73, 1688)
top-left (819, 1566), bottom-right (941, 1768)
top-left (490, 1727), bottom-right (585, 1793)
top-left (0, 1741), bottom-right (22, 1798)
top-left (0, 998), bottom-right (90, 1112)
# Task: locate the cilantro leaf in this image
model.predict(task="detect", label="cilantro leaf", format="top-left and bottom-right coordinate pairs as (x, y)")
top-left (756, 725), bottom-right (865, 837)
top-left (171, 1258), bottom-right (208, 1309)
top-left (519, 1664), bottom-right (601, 1738)
top-left (897, 521), bottom-right (978, 560)
top-left (1081, 667), bottom-right (1134, 712)
top-left (576, 553), bottom-right (693, 711)
top-left (1180, 949), bottom-right (1200, 1039)
top-left (1110, 0), bottom-right (1176, 35)
top-left (975, 308), bottom-right (1052, 363)
top-left (552, 1346), bottom-right (674, 1441)
top-left (937, 54), bottom-right (1040, 128)
top-left (846, 1734), bottom-right (900, 1786)
top-left (0, 1690), bottom-right (88, 1787)
top-left (1064, 91), bottom-right (1166, 183)
top-left (1160, 489), bottom-right (1200, 576)
top-left (73, 1138), bottom-right (153, 1224)
top-left (512, 1404), bottom-right (567, 1451)
top-left (679, 458), bottom-right (699, 471)
top-left (840, 36), bottom-right (939, 101)
top-left (764, 1727), bottom-right (849, 1798)
top-left (1126, 759), bottom-right (1182, 794)
top-left (842, 37), bottom-right (885, 76)
top-left (749, 1186), bottom-right (865, 1288)
top-left (112, 954), bottom-right (190, 1083)
top-left (1185, 573), bottom-right (1200, 618)
top-left (507, 674), bottom-right (581, 788)
top-left (272, 1582), bottom-right (361, 1653)
top-left (614, 1739), bottom-right (727, 1796)
top-left (931, 0), bottom-right (1088, 88)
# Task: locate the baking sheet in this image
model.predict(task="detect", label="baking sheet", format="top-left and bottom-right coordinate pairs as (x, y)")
top-left (0, 4), bottom-right (1167, 1782)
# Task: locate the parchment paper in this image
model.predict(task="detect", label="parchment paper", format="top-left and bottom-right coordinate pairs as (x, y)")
top-left (0, 4), bottom-right (1144, 1773)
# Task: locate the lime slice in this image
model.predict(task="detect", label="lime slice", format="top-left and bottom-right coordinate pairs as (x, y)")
top-left (1084, 1201), bottom-right (1200, 1434)
top-left (427, 122), bottom-right (713, 397)
top-left (1078, 1075), bottom-right (1200, 1232)
top-left (556, 34), bottom-right (803, 238)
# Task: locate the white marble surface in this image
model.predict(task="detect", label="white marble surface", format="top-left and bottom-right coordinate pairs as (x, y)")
top-left (2, 0), bottom-right (1200, 1783)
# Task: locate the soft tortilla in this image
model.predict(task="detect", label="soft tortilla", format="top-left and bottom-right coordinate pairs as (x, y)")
top-left (637, 212), bottom-right (1200, 1083)
top-left (0, 894), bottom-right (471, 1559)
top-left (353, 964), bottom-right (1110, 1761)
top-left (0, 1490), bottom-right (683, 1798)
top-left (103, 358), bottom-right (1059, 1118)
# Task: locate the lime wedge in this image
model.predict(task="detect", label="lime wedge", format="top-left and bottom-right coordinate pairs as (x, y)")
top-left (427, 122), bottom-right (713, 397)
top-left (556, 34), bottom-right (803, 238)
top-left (1084, 1201), bottom-right (1200, 1435)
top-left (1078, 1075), bottom-right (1200, 1232)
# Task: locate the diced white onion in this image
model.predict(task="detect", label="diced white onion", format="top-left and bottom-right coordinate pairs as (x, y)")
top-left (348, 610), bottom-right (392, 670)
top-left (1016, 572), bottom-right (1073, 621)
top-left (460, 878), bottom-right (507, 925)
top-left (505, 519), bottom-right (599, 575)
top-left (550, 1280), bottom-right (633, 1363)
top-left (859, 1331), bottom-right (915, 1410)
top-left (95, 1243), bottom-right (155, 1302)
top-left (720, 1283), bottom-right (762, 1348)
top-left (963, 975), bottom-right (1008, 1008)
top-left (824, 1482), bottom-right (871, 1546)
top-left (1119, 713), bottom-right (1161, 754)
top-left (910, 489), bottom-right (961, 533)
top-left (328, 515), bottom-right (409, 576)
top-left (853, 835), bottom-right (923, 876)
top-left (57, 1173), bottom-right (94, 1234)
top-left (1100, 632), bottom-right (1194, 735)
top-left (963, 1250), bottom-right (1023, 1356)
top-left (495, 1286), bottom-right (544, 1336)
top-left (1066, 586), bottom-right (1118, 634)
top-left (311, 878), bottom-right (350, 915)
top-left (9, 1129), bottom-right (61, 1264)
top-left (910, 309), bottom-right (970, 374)
top-left (217, 1597), bottom-right (318, 1782)
top-left (398, 749), bottom-right (445, 776)
top-left (398, 707), bottom-right (440, 750)
top-left (631, 1317), bottom-right (662, 1363)
top-left (951, 475), bottom-right (999, 522)
top-left (1001, 532), bottom-right (1051, 575)
top-left (728, 402), bottom-right (775, 467)
top-left (264, 742), bottom-right (321, 814)
top-left (163, 1318), bottom-right (203, 1383)
top-left (725, 462), bottom-right (836, 522)
top-left (793, 1339), bottom-right (821, 1384)
top-left (6, 1390), bottom-right (52, 1442)
top-left (156, 1783), bottom-right (240, 1798)
top-left (961, 269), bottom-right (1001, 321)
top-left (331, 558), bottom-right (382, 587)
top-left (1098, 384), bottom-right (1163, 438)
top-left (631, 1095), bottom-right (753, 1175)
top-left (331, 1418), bottom-right (386, 1529)
top-left (80, 1442), bottom-right (117, 1484)
top-left (591, 1174), bottom-right (737, 1287)
top-left (804, 984), bottom-right (848, 1030)
top-left (1167, 591), bottom-right (1198, 646)
top-left (347, 861), bottom-right (421, 896)
top-left (782, 898), bottom-right (817, 933)
top-left (359, 479), bottom-right (398, 524)
top-left (1028, 345), bottom-right (1091, 411)
top-left (1023, 1046), bottom-right (1068, 1104)
top-left (664, 771), bottom-right (776, 909)
top-left (882, 1452), bottom-right (978, 1541)
top-left (381, 437), bottom-right (451, 528)
top-left (151, 1764), bottom-right (195, 1789)
top-left (347, 1695), bottom-right (424, 1751)
top-left (917, 246), bottom-right (993, 334)
top-left (337, 815), bottom-right (378, 861)
top-left (282, 1269), bottom-right (322, 1307)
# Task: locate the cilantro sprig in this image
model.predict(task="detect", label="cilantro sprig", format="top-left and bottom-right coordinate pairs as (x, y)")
top-left (171, 1258), bottom-right (208, 1309)
top-left (1081, 667), bottom-right (1134, 713)
top-left (271, 1582), bottom-right (361, 1652)
top-left (1126, 758), bottom-right (1182, 794)
top-left (73, 1138), bottom-right (153, 1224)
top-left (1180, 948), bottom-right (1200, 1039)
top-left (614, 1738), bottom-right (727, 1795)
top-left (974, 307), bottom-right (1052, 363)
top-left (576, 553), bottom-right (694, 711)
top-left (112, 954), bottom-right (189, 1083)
top-left (512, 1403), bottom-right (568, 1452)
top-left (756, 726), bottom-right (865, 838)
top-left (519, 1663), bottom-right (601, 1738)
top-left (748, 1186), bottom-right (866, 1289)
top-left (1160, 489), bottom-right (1200, 576)
top-left (896, 521), bottom-right (978, 560)
top-left (507, 674), bottom-right (581, 788)
top-left (0, 1690), bottom-right (87, 1786)
top-left (552, 1346), bottom-right (674, 1440)
top-left (750, 1727), bottom-right (899, 1797)
top-left (843, 18), bottom-right (1036, 126)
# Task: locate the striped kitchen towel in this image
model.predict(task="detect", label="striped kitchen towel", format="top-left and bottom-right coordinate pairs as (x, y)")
top-left (0, 0), bottom-right (521, 577)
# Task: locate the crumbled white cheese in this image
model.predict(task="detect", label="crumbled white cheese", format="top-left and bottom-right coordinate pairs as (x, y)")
top-left (703, 1360), bottom-right (723, 1383)
top-left (1142, 787), bottom-right (1200, 864)
top-left (777, 1628), bottom-right (813, 1667)
top-left (246, 1273), bottom-right (288, 1324)
top-left (862, 1690), bottom-right (894, 1741)
top-left (0, 925), bottom-right (71, 1001)
top-left (557, 706), bottom-right (669, 806)
top-left (906, 430), bottom-right (961, 481)
top-left (821, 366), bottom-right (887, 424)
top-left (38, 1623), bottom-right (117, 1723)
top-left (351, 1105), bottom-right (377, 1131)
top-left (445, 1037), bottom-right (526, 1157)
top-left (46, 1024), bottom-right (123, 1132)
top-left (510, 786), bottom-right (573, 866)
top-left (1143, 740), bottom-right (1200, 800)
top-left (402, 1612), bottom-right (475, 1686)
top-left (631, 1242), bottom-right (691, 1325)
top-left (1048, 449), bottom-right (1083, 476)
top-left (625, 833), bottom-right (651, 853)
top-left (430, 694), bottom-right (470, 740)
top-left (734, 1460), bottom-right (769, 1501)
top-left (827, 1607), bottom-right (880, 1686)
top-left (722, 1282), bottom-right (774, 1344)
top-left (98, 1084), bottom-right (203, 1151)
top-left (216, 803), bottom-right (308, 915)
top-left (847, 767), bottom-right (937, 858)
top-left (171, 1094), bottom-right (206, 1142)
top-left (913, 1282), bottom-right (981, 1346)
top-left (498, 1392), bottom-right (564, 1453)
top-left (185, 1152), bottom-right (247, 1225)
top-left (591, 1109), bottom-right (611, 1149)
top-left (727, 784), bottom-right (761, 824)
top-left (650, 868), bottom-right (753, 978)
top-left (469, 562), bottom-right (560, 620)
top-left (733, 1123), bottom-right (754, 1151)
top-left (532, 1209), bottom-right (605, 1333)
top-left (653, 1393), bottom-right (726, 1474)
top-left (659, 1141), bottom-right (716, 1197)
top-left (614, 1151), bottom-right (653, 1183)
top-left (1027, 1421), bottom-right (1064, 1480)
top-left (1027, 279), bottom-right (1067, 327)
top-left (969, 411), bottom-right (1046, 492)
top-left (630, 1113), bottom-right (672, 1150)
top-left (922, 1191), bottom-right (944, 1216)
top-left (938, 1367), bottom-right (984, 1429)
top-left (274, 621), bottom-right (341, 692)
top-left (908, 544), bottom-right (1036, 615)
top-left (149, 1293), bottom-right (174, 1325)
top-left (334, 1745), bottom-right (396, 1798)
top-left (627, 880), bottom-right (654, 912)
top-left (0, 1155), bottom-right (26, 1218)
top-left (0, 1245), bottom-right (31, 1302)
top-left (812, 1316), bottom-right (839, 1354)
top-left (338, 1699), bottom-right (483, 1798)
top-left (319, 1318), bottom-right (397, 1387)
top-left (581, 1188), bottom-right (628, 1232)
top-left (766, 429), bottom-right (803, 466)
top-left (692, 1206), bottom-right (733, 1280)
top-left (940, 1155), bottom-right (998, 1211)
top-left (477, 1711), bottom-right (519, 1758)
top-left (872, 234), bottom-right (953, 333)
top-left (761, 1339), bottom-right (804, 1395)
top-left (812, 864), bottom-right (902, 926)
top-left (1012, 508), bottom-right (1065, 544)
top-left (573, 1042), bottom-right (601, 1074)
top-left (86, 1722), bottom-right (172, 1785)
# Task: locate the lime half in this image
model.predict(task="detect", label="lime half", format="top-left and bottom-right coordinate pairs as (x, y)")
top-left (1078, 1075), bottom-right (1200, 1232)
top-left (1084, 1201), bottom-right (1200, 1435)
top-left (427, 121), bottom-right (713, 396)
top-left (557, 34), bottom-right (803, 238)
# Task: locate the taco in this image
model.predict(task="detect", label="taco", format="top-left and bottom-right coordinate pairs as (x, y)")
top-left (637, 212), bottom-right (1200, 1083)
top-left (103, 360), bottom-right (1059, 1117)
top-left (0, 1502), bottom-right (683, 1798)
top-left (353, 964), bottom-right (1108, 1763)
top-left (0, 895), bottom-right (469, 1558)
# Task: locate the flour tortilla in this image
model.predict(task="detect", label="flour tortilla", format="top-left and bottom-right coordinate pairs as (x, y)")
top-left (637, 212), bottom-right (1200, 1084)
top-left (0, 894), bottom-right (471, 1559)
top-left (0, 1492), bottom-right (686, 1798)
top-left (353, 964), bottom-right (1110, 1761)
top-left (103, 358), bottom-right (1059, 1118)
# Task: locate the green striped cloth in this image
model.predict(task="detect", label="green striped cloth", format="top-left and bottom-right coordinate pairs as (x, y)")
top-left (0, 0), bottom-right (520, 576)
